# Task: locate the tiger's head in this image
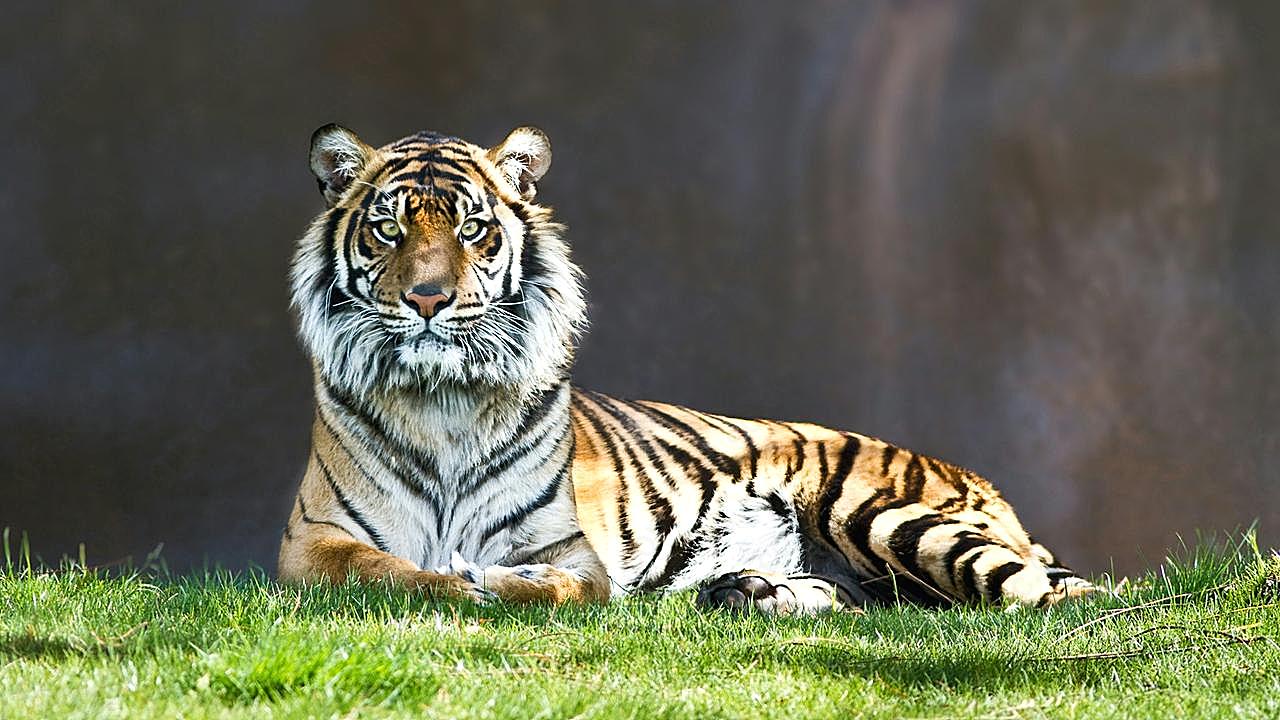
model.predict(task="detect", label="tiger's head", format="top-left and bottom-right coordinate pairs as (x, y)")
top-left (290, 125), bottom-right (585, 399)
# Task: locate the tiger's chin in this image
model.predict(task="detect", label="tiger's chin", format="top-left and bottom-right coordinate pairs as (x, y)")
top-left (393, 334), bottom-right (468, 376)
top-left (384, 332), bottom-right (539, 394)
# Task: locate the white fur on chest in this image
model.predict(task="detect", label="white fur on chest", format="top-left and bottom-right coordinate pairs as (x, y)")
top-left (374, 385), bottom-right (523, 478)
top-left (352, 384), bottom-right (571, 570)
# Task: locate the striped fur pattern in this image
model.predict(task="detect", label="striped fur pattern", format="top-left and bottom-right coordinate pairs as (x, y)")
top-left (278, 124), bottom-right (1095, 611)
top-left (570, 391), bottom-right (1093, 609)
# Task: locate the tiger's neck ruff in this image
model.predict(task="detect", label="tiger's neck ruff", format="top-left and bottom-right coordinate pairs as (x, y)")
top-left (289, 126), bottom-right (584, 470)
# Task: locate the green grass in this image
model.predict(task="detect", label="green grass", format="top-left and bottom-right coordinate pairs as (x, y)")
top-left (2, 536), bottom-right (1278, 719)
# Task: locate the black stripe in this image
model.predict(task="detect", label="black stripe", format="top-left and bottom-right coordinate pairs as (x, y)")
top-left (926, 457), bottom-right (967, 493)
top-left (815, 437), bottom-right (860, 556)
top-left (634, 538), bottom-right (671, 588)
top-left (930, 462), bottom-right (970, 511)
top-left (844, 491), bottom-right (909, 575)
top-left (460, 386), bottom-right (568, 494)
top-left (479, 449), bottom-right (570, 543)
top-left (619, 397), bottom-right (740, 478)
top-left (1044, 566), bottom-right (1080, 589)
top-left (639, 536), bottom-right (695, 590)
top-left (428, 153), bottom-right (483, 177)
top-left (770, 419), bottom-right (809, 446)
top-left (763, 490), bottom-right (795, 528)
top-left (596, 402), bottom-right (724, 591)
top-left (813, 440), bottom-right (838, 547)
top-left (652, 435), bottom-right (718, 516)
top-left (388, 168), bottom-right (472, 188)
top-left (885, 513), bottom-right (955, 598)
top-left (483, 226), bottom-right (504, 260)
top-left (632, 432), bottom-right (721, 590)
top-left (881, 446), bottom-right (897, 476)
top-left (571, 396), bottom-right (638, 566)
top-left (296, 496), bottom-right (355, 538)
top-left (696, 411), bottom-right (758, 480)
top-left (902, 453), bottom-right (926, 500)
top-left (587, 394), bottom-right (680, 494)
top-left (956, 550), bottom-right (985, 600)
top-left (790, 430), bottom-right (807, 473)
top-left (984, 561), bottom-right (1025, 603)
top-left (497, 229), bottom-right (515, 293)
top-left (323, 383), bottom-right (444, 512)
top-left (368, 155), bottom-right (429, 185)
top-left (509, 531), bottom-right (587, 566)
top-left (316, 452), bottom-right (389, 552)
top-left (317, 209), bottom-right (344, 308)
top-left (519, 220), bottom-right (548, 286)
top-left (586, 394), bottom-right (727, 517)
top-left (587, 398), bottom-right (678, 546)
top-left (940, 531), bottom-right (989, 598)
top-left (316, 412), bottom-right (392, 498)
top-left (338, 211), bottom-right (363, 300)
top-left (392, 131), bottom-right (460, 149)
top-left (463, 417), bottom-right (563, 497)
top-left (933, 492), bottom-right (969, 512)
top-left (351, 213), bottom-right (378, 261)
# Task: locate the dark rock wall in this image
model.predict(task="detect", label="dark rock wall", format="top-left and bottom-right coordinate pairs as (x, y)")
top-left (2, 2), bottom-right (1276, 574)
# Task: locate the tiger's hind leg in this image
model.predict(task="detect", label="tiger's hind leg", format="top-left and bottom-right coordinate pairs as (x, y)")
top-left (695, 571), bottom-right (869, 615)
top-left (858, 503), bottom-right (1099, 607)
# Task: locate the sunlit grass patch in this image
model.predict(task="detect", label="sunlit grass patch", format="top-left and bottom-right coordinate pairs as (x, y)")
top-left (1, 533), bottom-right (1277, 719)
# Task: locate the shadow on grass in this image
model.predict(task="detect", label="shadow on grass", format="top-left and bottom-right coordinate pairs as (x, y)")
top-left (749, 642), bottom-right (1063, 689)
top-left (0, 632), bottom-right (93, 661)
top-left (165, 571), bottom-right (623, 629)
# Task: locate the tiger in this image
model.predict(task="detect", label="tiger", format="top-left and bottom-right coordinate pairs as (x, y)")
top-left (276, 123), bottom-right (1097, 613)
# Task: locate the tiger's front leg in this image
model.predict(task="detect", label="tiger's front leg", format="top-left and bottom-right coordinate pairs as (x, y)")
top-left (278, 528), bottom-right (493, 602)
top-left (439, 534), bottom-right (612, 604)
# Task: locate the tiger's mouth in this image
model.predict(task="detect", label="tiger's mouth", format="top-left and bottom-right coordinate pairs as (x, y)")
top-left (403, 327), bottom-right (456, 348)
top-left (397, 321), bottom-right (492, 353)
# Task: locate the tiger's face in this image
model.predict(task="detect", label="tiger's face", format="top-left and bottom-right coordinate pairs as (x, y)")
top-left (291, 126), bottom-right (584, 397)
top-left (333, 144), bottom-right (531, 361)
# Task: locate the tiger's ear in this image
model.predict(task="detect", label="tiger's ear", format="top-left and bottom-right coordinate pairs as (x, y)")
top-left (309, 124), bottom-right (374, 206)
top-left (488, 126), bottom-right (551, 200)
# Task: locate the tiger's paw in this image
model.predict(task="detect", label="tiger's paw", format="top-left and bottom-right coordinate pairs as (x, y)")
top-left (436, 552), bottom-right (485, 585)
top-left (479, 563), bottom-right (588, 604)
top-left (696, 571), bottom-right (863, 615)
top-left (1003, 570), bottom-right (1109, 609)
top-left (1043, 575), bottom-right (1107, 605)
top-left (435, 554), bottom-right (585, 604)
top-left (407, 569), bottom-right (494, 604)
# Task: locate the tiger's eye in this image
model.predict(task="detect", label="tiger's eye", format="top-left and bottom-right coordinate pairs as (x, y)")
top-left (378, 219), bottom-right (400, 238)
top-left (460, 219), bottom-right (481, 240)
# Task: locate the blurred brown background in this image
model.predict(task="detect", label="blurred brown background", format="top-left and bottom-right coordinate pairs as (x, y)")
top-left (2, 2), bottom-right (1277, 576)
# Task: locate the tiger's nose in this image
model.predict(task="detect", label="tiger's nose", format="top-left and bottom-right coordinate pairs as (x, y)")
top-left (402, 284), bottom-right (453, 318)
